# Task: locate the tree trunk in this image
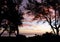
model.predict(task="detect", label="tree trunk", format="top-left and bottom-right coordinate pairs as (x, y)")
top-left (17, 27), bottom-right (19, 35)
top-left (16, 25), bottom-right (20, 37)
top-left (52, 28), bottom-right (55, 34)
top-left (56, 28), bottom-right (59, 35)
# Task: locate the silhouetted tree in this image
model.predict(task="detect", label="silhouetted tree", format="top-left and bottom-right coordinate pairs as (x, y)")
top-left (0, 0), bottom-right (23, 36)
top-left (25, 0), bottom-right (60, 35)
top-left (41, 5), bottom-right (60, 35)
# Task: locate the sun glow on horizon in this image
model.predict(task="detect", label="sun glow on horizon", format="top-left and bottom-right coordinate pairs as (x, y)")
top-left (19, 21), bottom-right (53, 36)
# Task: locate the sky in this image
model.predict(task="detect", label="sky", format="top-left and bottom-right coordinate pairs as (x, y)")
top-left (18, 10), bottom-right (55, 37)
top-left (19, 18), bottom-right (60, 37)
top-left (18, 0), bottom-right (60, 37)
top-left (19, 0), bottom-right (44, 12)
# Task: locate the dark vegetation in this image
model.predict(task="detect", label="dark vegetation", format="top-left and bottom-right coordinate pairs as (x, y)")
top-left (0, 33), bottom-right (60, 41)
top-left (0, 0), bottom-right (23, 36)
